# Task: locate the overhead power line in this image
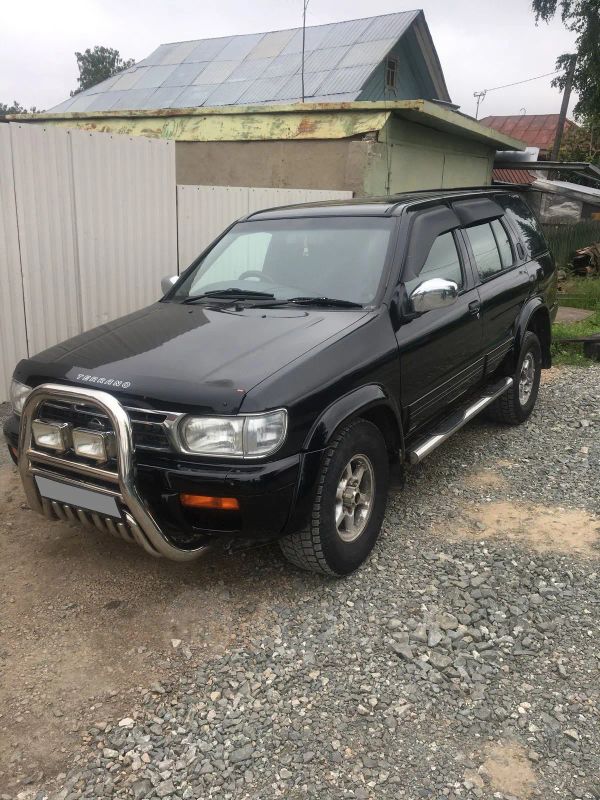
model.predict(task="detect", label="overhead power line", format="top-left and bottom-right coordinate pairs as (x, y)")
top-left (474, 69), bottom-right (560, 118)
top-left (483, 70), bottom-right (560, 94)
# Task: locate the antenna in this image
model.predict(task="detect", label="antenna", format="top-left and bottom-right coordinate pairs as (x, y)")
top-left (473, 90), bottom-right (486, 119)
top-left (301, 0), bottom-right (309, 102)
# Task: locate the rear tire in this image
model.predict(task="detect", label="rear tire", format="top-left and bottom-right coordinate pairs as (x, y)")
top-left (486, 331), bottom-right (542, 425)
top-left (279, 419), bottom-right (389, 576)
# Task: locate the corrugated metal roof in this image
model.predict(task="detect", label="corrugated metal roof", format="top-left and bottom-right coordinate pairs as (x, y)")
top-left (492, 168), bottom-right (536, 185)
top-left (480, 114), bottom-right (577, 153)
top-left (48, 11), bottom-right (425, 112)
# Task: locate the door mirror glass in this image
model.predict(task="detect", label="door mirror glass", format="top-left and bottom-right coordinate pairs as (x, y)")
top-left (410, 278), bottom-right (459, 314)
top-left (161, 275), bottom-right (178, 295)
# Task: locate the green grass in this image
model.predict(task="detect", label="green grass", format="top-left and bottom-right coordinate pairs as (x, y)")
top-left (552, 276), bottom-right (600, 366)
top-left (558, 276), bottom-right (600, 310)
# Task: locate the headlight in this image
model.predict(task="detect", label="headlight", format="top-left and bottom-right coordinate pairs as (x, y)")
top-left (180, 410), bottom-right (287, 457)
top-left (10, 379), bottom-right (32, 415)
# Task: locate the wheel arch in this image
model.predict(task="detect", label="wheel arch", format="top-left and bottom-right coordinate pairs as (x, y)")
top-left (303, 385), bottom-right (404, 460)
top-left (515, 299), bottom-right (552, 369)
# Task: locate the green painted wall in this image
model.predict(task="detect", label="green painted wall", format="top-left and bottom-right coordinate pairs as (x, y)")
top-left (362, 115), bottom-right (494, 194)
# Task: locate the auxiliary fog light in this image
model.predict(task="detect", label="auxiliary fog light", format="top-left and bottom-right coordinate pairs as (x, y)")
top-left (72, 428), bottom-right (114, 462)
top-left (32, 420), bottom-right (71, 453)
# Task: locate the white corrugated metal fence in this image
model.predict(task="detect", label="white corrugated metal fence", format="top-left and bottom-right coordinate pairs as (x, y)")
top-left (176, 185), bottom-right (352, 269)
top-left (0, 122), bottom-right (352, 401)
top-left (0, 125), bottom-right (29, 403)
top-left (1, 123), bottom-right (176, 400)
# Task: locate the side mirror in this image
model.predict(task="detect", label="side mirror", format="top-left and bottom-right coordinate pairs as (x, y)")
top-left (161, 274), bottom-right (179, 295)
top-left (410, 278), bottom-right (458, 314)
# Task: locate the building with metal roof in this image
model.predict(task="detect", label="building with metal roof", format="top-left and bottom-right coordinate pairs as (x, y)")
top-left (13, 13), bottom-right (527, 196)
top-left (480, 114), bottom-right (577, 157)
top-left (47, 11), bottom-right (450, 114)
top-left (17, 99), bottom-right (525, 195)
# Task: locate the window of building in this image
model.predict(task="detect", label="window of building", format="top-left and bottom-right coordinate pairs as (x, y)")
top-left (385, 57), bottom-right (398, 90)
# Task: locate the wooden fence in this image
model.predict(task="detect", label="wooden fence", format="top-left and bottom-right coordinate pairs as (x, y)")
top-left (542, 220), bottom-right (600, 268)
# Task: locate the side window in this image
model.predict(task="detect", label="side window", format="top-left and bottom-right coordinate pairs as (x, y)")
top-left (465, 222), bottom-right (503, 279)
top-left (405, 232), bottom-right (463, 294)
top-left (490, 218), bottom-right (513, 267)
top-left (496, 194), bottom-right (548, 257)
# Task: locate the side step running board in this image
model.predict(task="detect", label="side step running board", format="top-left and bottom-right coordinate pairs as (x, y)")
top-left (407, 377), bottom-right (513, 465)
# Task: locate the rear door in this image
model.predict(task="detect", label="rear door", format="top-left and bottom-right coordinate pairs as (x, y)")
top-left (396, 205), bottom-right (484, 432)
top-left (460, 213), bottom-right (531, 376)
top-left (497, 193), bottom-right (557, 308)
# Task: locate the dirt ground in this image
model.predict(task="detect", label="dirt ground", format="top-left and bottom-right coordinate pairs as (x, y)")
top-left (0, 459), bottom-right (296, 791)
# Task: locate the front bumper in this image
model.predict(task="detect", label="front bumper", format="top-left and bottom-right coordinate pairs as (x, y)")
top-left (6, 384), bottom-right (317, 561)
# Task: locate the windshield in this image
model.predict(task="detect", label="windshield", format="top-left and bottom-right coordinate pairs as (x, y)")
top-left (171, 217), bottom-right (395, 306)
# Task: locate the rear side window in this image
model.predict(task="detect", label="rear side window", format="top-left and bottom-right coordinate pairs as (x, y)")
top-left (497, 194), bottom-right (548, 257)
top-left (404, 231), bottom-right (463, 294)
top-left (465, 222), bottom-right (503, 279)
top-left (490, 219), bottom-right (513, 267)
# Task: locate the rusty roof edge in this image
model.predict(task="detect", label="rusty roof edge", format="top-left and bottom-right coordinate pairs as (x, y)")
top-left (8, 99), bottom-right (526, 149)
top-left (8, 100), bottom-right (422, 121)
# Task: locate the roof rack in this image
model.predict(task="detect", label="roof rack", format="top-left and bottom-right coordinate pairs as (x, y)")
top-left (391, 186), bottom-right (499, 196)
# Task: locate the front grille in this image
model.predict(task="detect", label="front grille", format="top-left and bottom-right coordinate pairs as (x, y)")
top-left (39, 400), bottom-right (172, 452)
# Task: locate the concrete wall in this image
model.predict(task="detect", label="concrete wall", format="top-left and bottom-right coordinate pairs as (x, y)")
top-left (176, 139), bottom-right (374, 194)
top-left (175, 116), bottom-right (495, 196)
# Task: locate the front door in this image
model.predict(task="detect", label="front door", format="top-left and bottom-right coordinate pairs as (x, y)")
top-left (397, 226), bottom-right (484, 433)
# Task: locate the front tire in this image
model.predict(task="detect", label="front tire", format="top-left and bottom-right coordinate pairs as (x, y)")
top-left (486, 331), bottom-right (542, 425)
top-left (279, 419), bottom-right (389, 576)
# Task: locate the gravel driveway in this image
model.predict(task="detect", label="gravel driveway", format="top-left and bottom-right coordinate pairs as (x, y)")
top-left (1, 367), bottom-right (599, 800)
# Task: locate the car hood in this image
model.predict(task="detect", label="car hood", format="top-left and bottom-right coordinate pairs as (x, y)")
top-left (16, 302), bottom-right (368, 413)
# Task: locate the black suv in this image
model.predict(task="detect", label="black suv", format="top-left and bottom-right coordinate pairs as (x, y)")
top-left (4, 189), bottom-right (557, 575)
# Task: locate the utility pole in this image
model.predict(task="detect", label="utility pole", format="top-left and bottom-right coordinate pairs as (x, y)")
top-left (551, 54), bottom-right (576, 160)
top-left (301, 0), bottom-right (309, 102)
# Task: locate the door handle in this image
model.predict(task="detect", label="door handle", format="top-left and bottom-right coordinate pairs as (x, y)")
top-left (468, 300), bottom-right (481, 316)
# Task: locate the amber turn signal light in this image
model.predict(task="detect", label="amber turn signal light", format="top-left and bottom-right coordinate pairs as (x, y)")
top-left (180, 493), bottom-right (239, 511)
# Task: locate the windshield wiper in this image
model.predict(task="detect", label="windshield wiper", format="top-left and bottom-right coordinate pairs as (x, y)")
top-left (182, 288), bottom-right (276, 304)
top-left (286, 296), bottom-right (364, 308)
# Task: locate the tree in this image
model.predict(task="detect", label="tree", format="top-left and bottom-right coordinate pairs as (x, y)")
top-left (0, 100), bottom-right (42, 115)
top-left (71, 46), bottom-right (135, 95)
top-left (559, 117), bottom-right (600, 162)
top-left (532, 0), bottom-right (600, 120)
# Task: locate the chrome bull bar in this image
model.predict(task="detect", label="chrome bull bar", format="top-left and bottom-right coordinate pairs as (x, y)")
top-left (18, 383), bottom-right (209, 561)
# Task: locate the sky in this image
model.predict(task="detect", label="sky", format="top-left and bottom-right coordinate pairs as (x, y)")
top-left (1, 0), bottom-right (578, 119)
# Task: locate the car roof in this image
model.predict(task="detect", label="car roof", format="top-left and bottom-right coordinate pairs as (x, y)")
top-left (244, 187), bottom-right (517, 221)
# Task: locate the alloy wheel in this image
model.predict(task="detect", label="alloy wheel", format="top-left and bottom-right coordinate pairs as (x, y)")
top-left (519, 351), bottom-right (535, 405)
top-left (335, 454), bottom-right (375, 543)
